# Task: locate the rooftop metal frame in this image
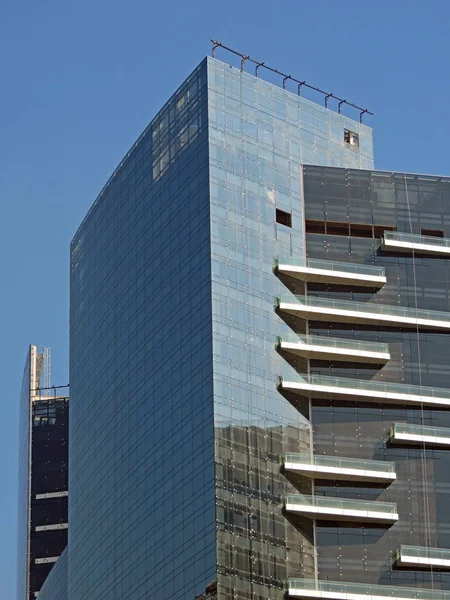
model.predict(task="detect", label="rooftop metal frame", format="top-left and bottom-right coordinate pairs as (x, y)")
top-left (211, 40), bottom-right (373, 123)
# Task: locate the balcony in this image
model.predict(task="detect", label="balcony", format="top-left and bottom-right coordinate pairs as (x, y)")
top-left (35, 557), bottom-right (59, 565)
top-left (284, 453), bottom-right (396, 483)
top-left (35, 490), bottom-right (68, 500)
top-left (35, 523), bottom-right (68, 532)
top-left (285, 494), bottom-right (398, 524)
top-left (278, 333), bottom-right (390, 364)
top-left (279, 374), bottom-right (450, 408)
top-left (276, 257), bottom-right (386, 287)
top-left (390, 423), bottom-right (450, 447)
top-left (276, 295), bottom-right (450, 331)
top-left (395, 545), bottom-right (450, 569)
top-left (287, 579), bottom-right (450, 600)
top-left (382, 231), bottom-right (450, 256)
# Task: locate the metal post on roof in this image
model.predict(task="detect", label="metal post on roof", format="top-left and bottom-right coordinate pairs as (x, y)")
top-left (254, 62), bottom-right (265, 77)
top-left (211, 40), bottom-right (220, 58)
top-left (209, 39), bottom-right (373, 121)
top-left (241, 55), bottom-right (249, 71)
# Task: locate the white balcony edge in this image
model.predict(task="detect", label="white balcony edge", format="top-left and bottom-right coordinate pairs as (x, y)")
top-left (35, 523), bottom-right (68, 532)
top-left (282, 380), bottom-right (450, 408)
top-left (280, 341), bottom-right (390, 362)
top-left (382, 239), bottom-right (450, 255)
top-left (278, 263), bottom-right (386, 286)
top-left (35, 556), bottom-right (59, 565)
top-left (398, 555), bottom-right (450, 568)
top-left (279, 302), bottom-right (450, 330)
top-left (392, 432), bottom-right (450, 446)
top-left (35, 490), bottom-right (68, 500)
top-left (288, 590), bottom-right (435, 600)
top-left (284, 461), bottom-right (396, 481)
top-left (285, 502), bottom-right (398, 522)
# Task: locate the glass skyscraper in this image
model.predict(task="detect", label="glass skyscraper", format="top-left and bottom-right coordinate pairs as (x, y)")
top-left (17, 346), bottom-right (69, 600)
top-left (25, 52), bottom-right (450, 600)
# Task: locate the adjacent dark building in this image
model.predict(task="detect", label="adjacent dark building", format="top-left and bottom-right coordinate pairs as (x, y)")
top-left (17, 346), bottom-right (69, 600)
top-left (20, 48), bottom-right (450, 600)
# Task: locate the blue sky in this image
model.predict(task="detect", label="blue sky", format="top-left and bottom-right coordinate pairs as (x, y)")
top-left (2, 0), bottom-right (450, 596)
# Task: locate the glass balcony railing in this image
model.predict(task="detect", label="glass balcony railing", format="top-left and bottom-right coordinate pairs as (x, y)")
top-left (280, 373), bottom-right (450, 402)
top-left (384, 231), bottom-right (450, 249)
top-left (285, 494), bottom-right (398, 515)
top-left (288, 579), bottom-right (450, 600)
top-left (397, 545), bottom-right (450, 563)
top-left (278, 333), bottom-right (389, 355)
top-left (391, 423), bottom-right (450, 442)
top-left (277, 295), bottom-right (450, 326)
top-left (277, 257), bottom-right (386, 278)
top-left (284, 453), bottom-right (396, 474)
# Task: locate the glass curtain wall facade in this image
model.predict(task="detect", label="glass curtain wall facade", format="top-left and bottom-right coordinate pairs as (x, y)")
top-left (297, 166), bottom-right (450, 588)
top-left (17, 346), bottom-right (69, 600)
top-left (65, 56), bottom-right (373, 600)
top-left (69, 60), bottom-right (215, 600)
top-left (40, 54), bottom-right (450, 600)
top-left (37, 548), bottom-right (68, 600)
top-left (207, 58), bottom-right (373, 599)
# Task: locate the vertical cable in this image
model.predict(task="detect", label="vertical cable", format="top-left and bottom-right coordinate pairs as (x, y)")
top-left (403, 174), bottom-right (434, 585)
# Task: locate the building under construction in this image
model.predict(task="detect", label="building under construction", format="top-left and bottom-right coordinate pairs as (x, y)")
top-left (17, 346), bottom-right (69, 600)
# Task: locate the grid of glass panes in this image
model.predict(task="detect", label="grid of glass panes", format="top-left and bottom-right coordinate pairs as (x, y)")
top-left (207, 56), bottom-right (374, 600)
